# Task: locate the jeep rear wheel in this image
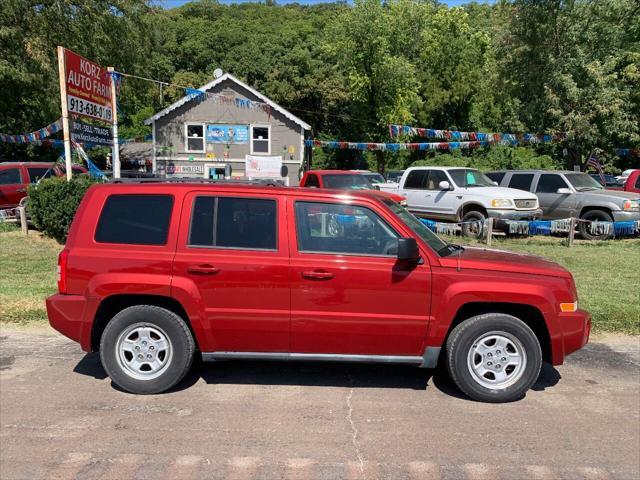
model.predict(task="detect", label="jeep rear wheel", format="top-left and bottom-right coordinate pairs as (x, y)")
top-left (100, 305), bottom-right (195, 394)
top-left (446, 313), bottom-right (542, 403)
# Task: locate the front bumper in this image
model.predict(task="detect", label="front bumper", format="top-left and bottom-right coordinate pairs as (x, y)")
top-left (611, 210), bottom-right (640, 222)
top-left (551, 309), bottom-right (591, 365)
top-left (46, 294), bottom-right (92, 352)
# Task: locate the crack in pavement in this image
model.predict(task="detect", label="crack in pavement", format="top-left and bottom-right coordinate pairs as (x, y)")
top-left (345, 370), bottom-right (365, 479)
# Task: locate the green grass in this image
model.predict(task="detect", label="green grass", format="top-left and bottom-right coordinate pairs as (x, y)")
top-left (0, 226), bottom-right (60, 325)
top-left (0, 226), bottom-right (638, 334)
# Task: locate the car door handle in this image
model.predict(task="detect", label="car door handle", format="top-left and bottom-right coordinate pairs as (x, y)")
top-left (301, 270), bottom-right (334, 280)
top-left (16, 189), bottom-right (26, 193)
top-left (187, 264), bottom-right (220, 275)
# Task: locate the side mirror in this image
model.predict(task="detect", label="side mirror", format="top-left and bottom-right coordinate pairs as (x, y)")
top-left (397, 237), bottom-right (420, 262)
top-left (439, 181), bottom-right (451, 190)
top-left (493, 181), bottom-right (499, 186)
top-left (557, 187), bottom-right (572, 194)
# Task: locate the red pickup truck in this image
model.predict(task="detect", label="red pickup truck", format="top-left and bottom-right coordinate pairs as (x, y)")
top-left (300, 169), bottom-right (407, 206)
top-left (621, 169), bottom-right (640, 193)
top-left (46, 181), bottom-right (590, 402)
top-left (0, 161), bottom-right (87, 209)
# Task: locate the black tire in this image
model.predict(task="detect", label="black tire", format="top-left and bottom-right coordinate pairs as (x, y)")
top-left (579, 209), bottom-right (613, 240)
top-left (446, 313), bottom-right (542, 403)
top-left (461, 210), bottom-right (486, 238)
top-left (100, 305), bottom-right (195, 394)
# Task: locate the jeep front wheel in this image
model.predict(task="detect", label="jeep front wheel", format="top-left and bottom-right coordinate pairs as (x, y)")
top-left (446, 313), bottom-right (542, 403)
top-left (100, 305), bottom-right (195, 394)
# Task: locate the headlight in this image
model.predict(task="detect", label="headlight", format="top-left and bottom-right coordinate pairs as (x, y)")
top-left (622, 200), bottom-right (640, 211)
top-left (491, 199), bottom-right (514, 208)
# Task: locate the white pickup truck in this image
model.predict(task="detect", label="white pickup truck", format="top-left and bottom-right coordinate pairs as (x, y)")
top-left (379, 166), bottom-right (542, 234)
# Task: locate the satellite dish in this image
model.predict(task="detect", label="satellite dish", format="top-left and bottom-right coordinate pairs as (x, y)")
top-left (213, 68), bottom-right (223, 79)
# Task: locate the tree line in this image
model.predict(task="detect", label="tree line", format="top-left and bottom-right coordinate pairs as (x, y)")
top-left (1, 0), bottom-right (638, 173)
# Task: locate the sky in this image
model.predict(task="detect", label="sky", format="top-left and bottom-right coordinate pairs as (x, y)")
top-left (159, 0), bottom-right (495, 7)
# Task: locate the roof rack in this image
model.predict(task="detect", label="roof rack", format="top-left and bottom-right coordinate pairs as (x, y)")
top-left (109, 177), bottom-right (284, 186)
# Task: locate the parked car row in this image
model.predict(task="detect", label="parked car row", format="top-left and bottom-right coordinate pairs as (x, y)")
top-left (0, 162), bottom-right (87, 209)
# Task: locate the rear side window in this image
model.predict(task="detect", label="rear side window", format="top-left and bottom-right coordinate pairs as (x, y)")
top-left (189, 196), bottom-right (277, 250)
top-left (305, 174), bottom-right (320, 188)
top-left (635, 176), bottom-right (640, 189)
top-left (536, 174), bottom-right (568, 193)
top-left (0, 168), bottom-right (21, 185)
top-left (508, 173), bottom-right (534, 192)
top-left (486, 172), bottom-right (505, 184)
top-left (404, 170), bottom-right (427, 189)
top-left (27, 167), bottom-right (51, 183)
top-left (95, 194), bottom-right (173, 245)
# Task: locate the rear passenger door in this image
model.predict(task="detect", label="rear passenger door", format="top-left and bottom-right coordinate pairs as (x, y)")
top-left (402, 170), bottom-right (429, 212)
top-left (173, 191), bottom-right (290, 353)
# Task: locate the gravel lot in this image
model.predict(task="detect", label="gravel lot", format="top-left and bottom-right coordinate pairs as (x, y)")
top-left (1, 326), bottom-right (638, 480)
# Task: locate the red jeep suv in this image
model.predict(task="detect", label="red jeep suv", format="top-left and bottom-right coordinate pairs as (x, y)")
top-left (46, 181), bottom-right (590, 402)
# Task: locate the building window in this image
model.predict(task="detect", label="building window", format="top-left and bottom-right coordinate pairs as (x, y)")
top-left (251, 125), bottom-right (270, 154)
top-left (185, 124), bottom-right (205, 153)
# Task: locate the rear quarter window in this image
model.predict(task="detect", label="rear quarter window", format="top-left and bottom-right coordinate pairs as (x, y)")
top-left (95, 194), bottom-right (173, 245)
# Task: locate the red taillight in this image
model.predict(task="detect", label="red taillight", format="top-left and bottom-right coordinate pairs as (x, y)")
top-left (57, 249), bottom-right (69, 294)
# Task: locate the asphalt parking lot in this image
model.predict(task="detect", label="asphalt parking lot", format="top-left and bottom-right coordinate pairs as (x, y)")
top-left (0, 326), bottom-right (638, 480)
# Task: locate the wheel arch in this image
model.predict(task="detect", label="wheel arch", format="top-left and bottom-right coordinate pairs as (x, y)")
top-left (578, 205), bottom-right (614, 219)
top-left (444, 302), bottom-right (552, 364)
top-left (91, 294), bottom-right (199, 352)
top-left (457, 202), bottom-right (487, 220)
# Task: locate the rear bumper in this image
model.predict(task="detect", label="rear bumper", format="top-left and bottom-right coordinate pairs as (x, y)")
top-left (46, 294), bottom-right (92, 352)
top-left (551, 309), bottom-right (591, 365)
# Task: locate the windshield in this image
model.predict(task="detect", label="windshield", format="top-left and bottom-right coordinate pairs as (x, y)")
top-left (323, 174), bottom-right (373, 190)
top-left (363, 173), bottom-right (385, 184)
top-left (449, 169), bottom-right (495, 188)
top-left (383, 199), bottom-right (448, 253)
top-left (565, 173), bottom-right (604, 191)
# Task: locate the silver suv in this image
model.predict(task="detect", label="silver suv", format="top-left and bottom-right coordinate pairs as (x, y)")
top-left (486, 170), bottom-right (640, 240)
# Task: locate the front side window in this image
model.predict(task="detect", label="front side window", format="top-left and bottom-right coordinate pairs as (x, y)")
top-left (251, 126), bottom-right (270, 154)
top-left (185, 124), bottom-right (205, 152)
top-left (426, 170), bottom-right (449, 190)
top-left (508, 173), bottom-right (535, 192)
top-left (189, 196), bottom-right (277, 250)
top-left (536, 174), bottom-right (569, 193)
top-left (635, 176), bottom-right (640, 189)
top-left (0, 168), bottom-right (21, 185)
top-left (295, 201), bottom-right (398, 256)
top-left (95, 194), bottom-right (173, 245)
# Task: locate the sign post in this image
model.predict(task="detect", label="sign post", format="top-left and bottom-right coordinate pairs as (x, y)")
top-left (107, 67), bottom-right (120, 179)
top-left (57, 46), bottom-right (73, 181)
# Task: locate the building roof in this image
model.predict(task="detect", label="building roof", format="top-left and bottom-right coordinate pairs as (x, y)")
top-left (144, 72), bottom-right (311, 130)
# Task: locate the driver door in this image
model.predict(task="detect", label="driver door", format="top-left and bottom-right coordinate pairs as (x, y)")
top-left (288, 198), bottom-right (431, 356)
top-left (534, 173), bottom-right (577, 219)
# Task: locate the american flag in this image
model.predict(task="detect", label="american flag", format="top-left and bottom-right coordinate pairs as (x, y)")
top-left (586, 152), bottom-right (606, 186)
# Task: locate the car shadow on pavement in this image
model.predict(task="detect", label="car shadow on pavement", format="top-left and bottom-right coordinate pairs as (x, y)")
top-left (72, 353), bottom-right (562, 400)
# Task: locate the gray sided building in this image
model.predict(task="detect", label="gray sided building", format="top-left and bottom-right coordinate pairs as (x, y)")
top-left (144, 72), bottom-right (311, 185)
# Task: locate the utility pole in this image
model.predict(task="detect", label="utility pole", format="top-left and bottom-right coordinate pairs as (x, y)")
top-left (108, 67), bottom-right (120, 179)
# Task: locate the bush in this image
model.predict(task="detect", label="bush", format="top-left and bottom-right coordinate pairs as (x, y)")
top-left (27, 176), bottom-right (97, 243)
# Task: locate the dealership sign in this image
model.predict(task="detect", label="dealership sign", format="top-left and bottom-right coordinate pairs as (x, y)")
top-left (70, 119), bottom-right (112, 146)
top-left (63, 48), bottom-right (112, 123)
top-left (166, 164), bottom-right (204, 175)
